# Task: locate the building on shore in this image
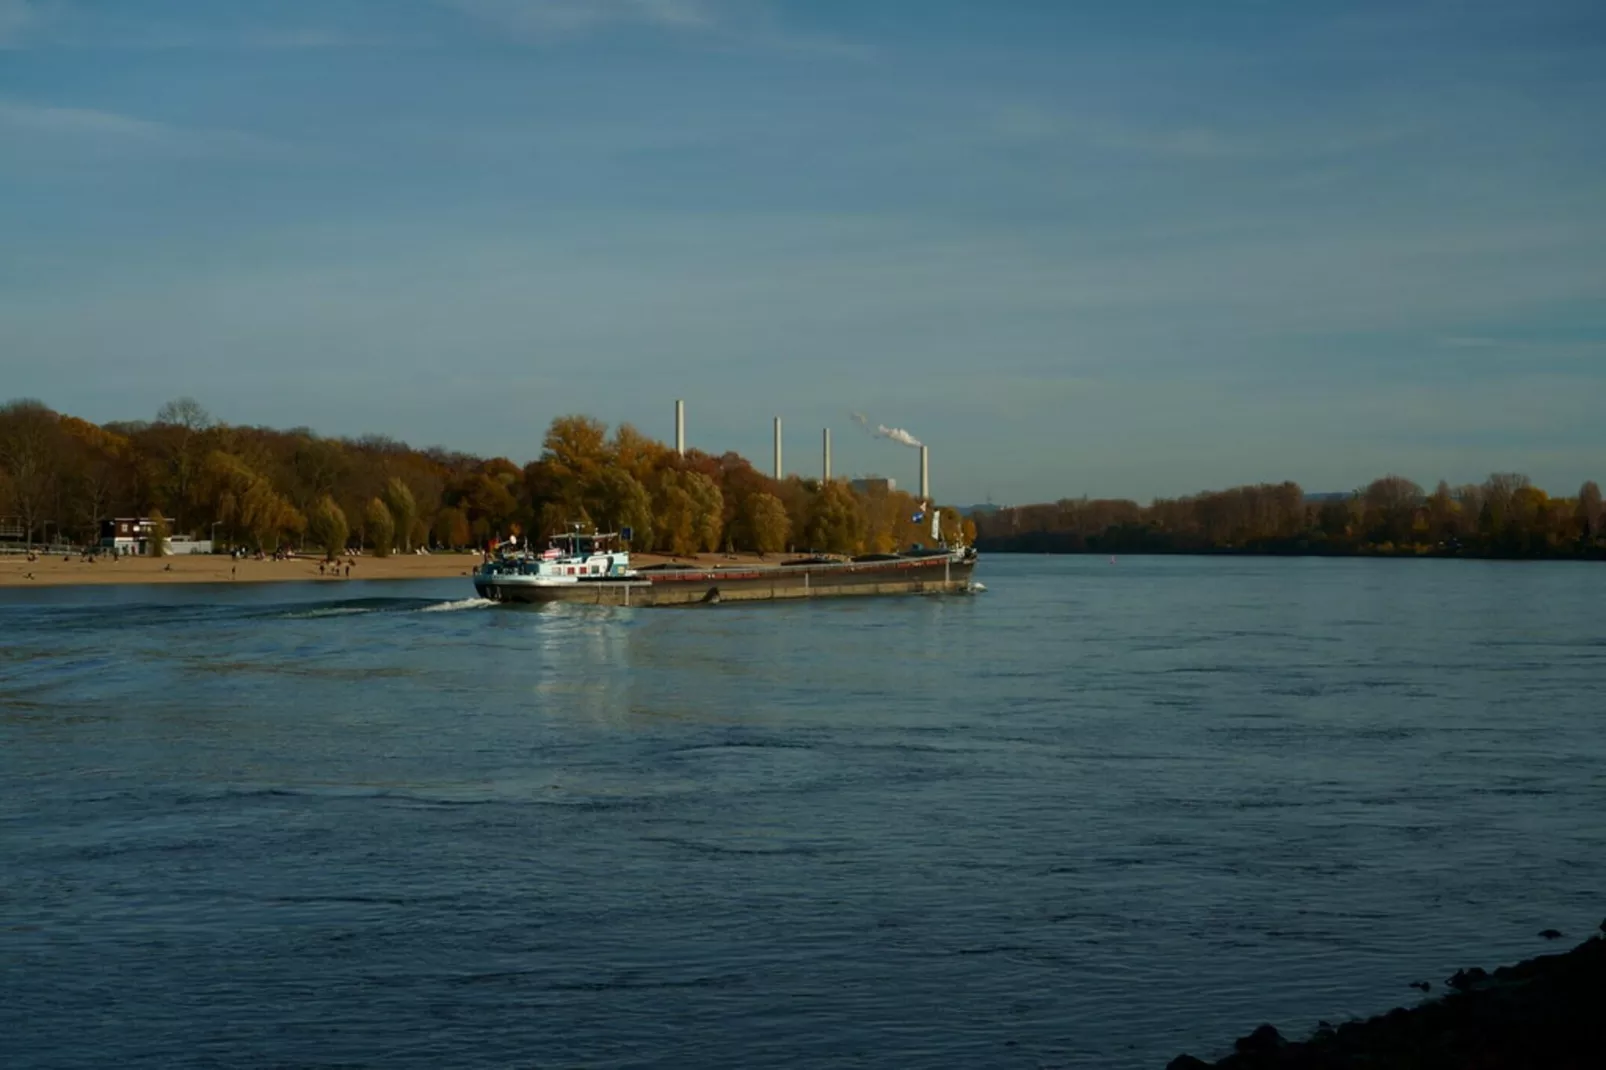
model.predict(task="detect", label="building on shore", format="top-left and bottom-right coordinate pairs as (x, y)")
top-left (99, 518), bottom-right (212, 556)
top-left (851, 476), bottom-right (897, 495)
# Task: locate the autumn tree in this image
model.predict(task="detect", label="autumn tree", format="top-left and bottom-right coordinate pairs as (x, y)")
top-left (0, 399), bottom-right (63, 547)
top-left (652, 475), bottom-right (697, 556)
top-left (1479, 472), bottom-right (1530, 536)
top-left (1363, 475), bottom-right (1424, 545)
top-left (151, 397), bottom-right (214, 531)
top-left (803, 481), bottom-right (864, 554)
top-left (364, 498), bottom-right (395, 557)
top-left (383, 477), bottom-right (418, 553)
top-left (1577, 481), bottom-right (1602, 541)
top-left (685, 471), bottom-right (724, 552)
top-left (611, 423), bottom-right (667, 485)
top-left (147, 509), bottom-right (169, 557)
top-left (432, 507), bottom-right (471, 549)
top-left (289, 436), bottom-right (347, 512)
top-left (1427, 481), bottom-right (1458, 541)
top-left (857, 484), bottom-right (915, 553)
top-left (59, 417), bottom-right (132, 544)
top-left (743, 492), bottom-right (790, 554)
top-left (461, 465), bottom-right (522, 541)
top-left (585, 468), bottom-right (654, 549)
top-left (307, 496), bottom-right (350, 559)
top-left (542, 415), bottom-right (610, 490)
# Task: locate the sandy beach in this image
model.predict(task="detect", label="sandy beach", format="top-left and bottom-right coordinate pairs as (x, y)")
top-left (0, 549), bottom-right (781, 588)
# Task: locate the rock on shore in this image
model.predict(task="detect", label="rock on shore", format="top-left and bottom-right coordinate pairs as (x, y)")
top-left (1168, 923), bottom-right (1606, 1068)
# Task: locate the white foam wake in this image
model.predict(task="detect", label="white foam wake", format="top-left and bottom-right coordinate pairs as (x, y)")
top-left (420, 597), bottom-right (494, 613)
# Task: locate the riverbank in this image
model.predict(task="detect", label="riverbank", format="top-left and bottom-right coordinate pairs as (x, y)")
top-left (1168, 925), bottom-right (1606, 1068)
top-left (976, 540), bottom-right (1605, 562)
top-left (0, 549), bottom-right (779, 588)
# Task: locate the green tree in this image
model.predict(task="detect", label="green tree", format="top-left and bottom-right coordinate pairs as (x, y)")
top-left (383, 477), bottom-right (417, 553)
top-left (364, 498), bottom-right (395, 557)
top-left (307, 495), bottom-right (349, 559)
top-left (147, 509), bottom-right (169, 557)
top-left (744, 492), bottom-right (790, 554)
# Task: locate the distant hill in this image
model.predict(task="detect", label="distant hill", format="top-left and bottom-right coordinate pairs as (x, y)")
top-left (955, 504), bottom-right (1001, 517)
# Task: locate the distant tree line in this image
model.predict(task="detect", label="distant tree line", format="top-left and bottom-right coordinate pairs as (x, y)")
top-left (0, 398), bottom-right (972, 557)
top-left (975, 474), bottom-right (1606, 560)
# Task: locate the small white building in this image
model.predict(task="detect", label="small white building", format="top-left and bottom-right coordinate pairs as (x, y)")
top-left (99, 518), bottom-right (212, 555)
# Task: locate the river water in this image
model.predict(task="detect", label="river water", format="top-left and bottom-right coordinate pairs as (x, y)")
top-left (2, 556), bottom-right (1603, 1068)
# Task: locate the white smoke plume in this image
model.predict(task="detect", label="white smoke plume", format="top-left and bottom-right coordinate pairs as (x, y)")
top-left (849, 411), bottom-right (922, 449)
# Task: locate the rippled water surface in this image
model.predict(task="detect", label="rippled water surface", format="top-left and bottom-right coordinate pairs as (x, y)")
top-left (3, 556), bottom-right (1604, 1068)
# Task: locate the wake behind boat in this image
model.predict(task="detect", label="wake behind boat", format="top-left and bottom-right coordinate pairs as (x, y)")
top-left (472, 526), bottom-right (977, 607)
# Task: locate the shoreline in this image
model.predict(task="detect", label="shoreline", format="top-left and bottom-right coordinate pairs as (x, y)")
top-left (1169, 925), bottom-right (1606, 1068)
top-left (0, 549), bottom-right (784, 589)
top-left (977, 544), bottom-right (1606, 563)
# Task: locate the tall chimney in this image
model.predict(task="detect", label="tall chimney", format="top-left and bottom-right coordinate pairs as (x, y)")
top-left (822, 428), bottom-right (831, 482)
top-left (773, 417), bottom-right (783, 480)
top-left (675, 399), bottom-right (685, 457)
top-left (919, 445), bottom-right (929, 501)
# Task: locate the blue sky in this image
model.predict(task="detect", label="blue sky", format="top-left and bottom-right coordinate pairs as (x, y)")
top-left (2, 0), bottom-right (1602, 505)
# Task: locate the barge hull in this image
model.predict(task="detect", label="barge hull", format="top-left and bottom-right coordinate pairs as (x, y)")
top-left (475, 556), bottom-right (975, 607)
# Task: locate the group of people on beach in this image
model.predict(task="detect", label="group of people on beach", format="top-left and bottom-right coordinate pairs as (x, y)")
top-left (317, 558), bottom-right (356, 578)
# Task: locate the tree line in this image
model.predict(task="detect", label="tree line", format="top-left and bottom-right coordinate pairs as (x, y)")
top-left (0, 398), bottom-right (971, 558)
top-left (974, 474), bottom-right (1606, 559)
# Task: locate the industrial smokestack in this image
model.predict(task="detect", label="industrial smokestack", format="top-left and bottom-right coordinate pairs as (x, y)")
top-left (675, 399), bottom-right (685, 457)
top-left (919, 445), bottom-right (929, 501)
top-left (822, 428), bottom-right (831, 482)
top-left (773, 417), bottom-right (783, 480)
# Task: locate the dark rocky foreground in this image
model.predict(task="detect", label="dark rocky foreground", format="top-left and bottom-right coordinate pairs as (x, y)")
top-left (1168, 924), bottom-right (1606, 1069)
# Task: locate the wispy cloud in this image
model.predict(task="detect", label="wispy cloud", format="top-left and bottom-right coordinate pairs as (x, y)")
top-left (0, 98), bottom-right (169, 139)
top-left (985, 102), bottom-right (1419, 162)
top-left (0, 98), bottom-right (283, 158)
top-left (0, 0), bottom-right (405, 50)
top-left (444, 0), bottom-right (867, 57)
top-left (1435, 335), bottom-right (1503, 350)
top-left (446, 0), bottom-right (722, 36)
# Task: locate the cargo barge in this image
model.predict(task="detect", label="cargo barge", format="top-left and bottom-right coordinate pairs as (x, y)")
top-left (472, 528), bottom-right (977, 606)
